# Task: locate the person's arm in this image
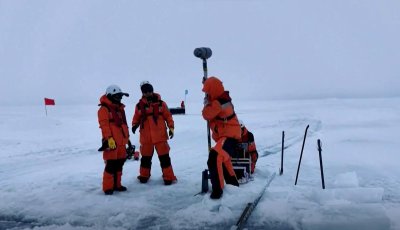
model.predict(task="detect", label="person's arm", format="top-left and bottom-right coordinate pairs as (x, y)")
top-left (247, 132), bottom-right (258, 162)
top-left (202, 100), bottom-right (221, 121)
top-left (162, 101), bottom-right (174, 129)
top-left (131, 104), bottom-right (141, 133)
top-left (98, 106), bottom-right (112, 139)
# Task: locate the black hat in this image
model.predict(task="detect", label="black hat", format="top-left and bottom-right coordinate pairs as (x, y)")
top-left (140, 81), bottom-right (153, 93)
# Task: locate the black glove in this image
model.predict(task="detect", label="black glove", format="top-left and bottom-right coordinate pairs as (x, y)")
top-left (168, 128), bottom-right (174, 139)
top-left (132, 125), bottom-right (139, 134)
top-left (126, 142), bottom-right (135, 160)
top-left (203, 95), bottom-right (210, 105)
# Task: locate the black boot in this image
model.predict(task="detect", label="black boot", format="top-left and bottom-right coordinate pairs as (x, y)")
top-left (164, 180), bottom-right (172, 186)
top-left (210, 190), bottom-right (223, 199)
top-left (223, 165), bottom-right (239, 187)
top-left (225, 176), bottom-right (239, 187)
top-left (114, 186), bottom-right (127, 191)
top-left (137, 176), bottom-right (149, 183)
top-left (104, 189), bottom-right (114, 195)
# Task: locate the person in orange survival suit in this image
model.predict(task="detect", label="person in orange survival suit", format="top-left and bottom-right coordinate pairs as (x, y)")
top-left (202, 76), bottom-right (240, 199)
top-left (98, 85), bottom-right (130, 195)
top-left (131, 81), bottom-right (177, 185)
top-left (238, 120), bottom-right (259, 174)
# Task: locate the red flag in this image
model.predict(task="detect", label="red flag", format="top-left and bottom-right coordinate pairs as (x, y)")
top-left (44, 98), bottom-right (55, 106)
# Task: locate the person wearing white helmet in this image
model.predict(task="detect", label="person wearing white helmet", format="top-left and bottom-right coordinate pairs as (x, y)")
top-left (131, 81), bottom-right (177, 185)
top-left (98, 84), bottom-right (130, 195)
top-left (238, 120), bottom-right (259, 174)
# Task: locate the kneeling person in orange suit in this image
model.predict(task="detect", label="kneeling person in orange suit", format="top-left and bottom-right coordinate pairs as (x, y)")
top-left (202, 76), bottom-right (240, 199)
top-left (238, 120), bottom-right (259, 174)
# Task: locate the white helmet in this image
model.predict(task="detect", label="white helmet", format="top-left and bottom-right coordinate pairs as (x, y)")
top-left (140, 80), bottom-right (150, 87)
top-left (106, 85), bottom-right (129, 97)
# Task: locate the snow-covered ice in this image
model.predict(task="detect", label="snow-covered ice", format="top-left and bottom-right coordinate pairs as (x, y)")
top-left (1, 97), bottom-right (400, 229)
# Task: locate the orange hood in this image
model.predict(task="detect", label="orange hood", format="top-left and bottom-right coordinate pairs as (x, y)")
top-left (202, 76), bottom-right (225, 100)
top-left (99, 95), bottom-right (125, 109)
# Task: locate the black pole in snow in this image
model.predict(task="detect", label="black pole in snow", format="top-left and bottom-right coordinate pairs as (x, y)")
top-left (201, 169), bottom-right (209, 193)
top-left (317, 139), bottom-right (325, 189)
top-left (202, 59), bottom-right (212, 151)
top-left (279, 131), bottom-right (285, 175)
top-left (295, 125), bottom-right (309, 185)
top-left (194, 47), bottom-right (212, 152)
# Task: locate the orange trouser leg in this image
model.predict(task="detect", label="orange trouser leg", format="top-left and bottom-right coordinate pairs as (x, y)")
top-left (114, 159), bottom-right (125, 188)
top-left (213, 137), bottom-right (239, 189)
top-left (207, 149), bottom-right (222, 192)
top-left (103, 172), bottom-right (114, 191)
top-left (216, 153), bottom-right (227, 190)
top-left (115, 172), bottom-right (122, 188)
top-left (158, 154), bottom-right (177, 181)
top-left (155, 142), bottom-right (177, 181)
top-left (103, 160), bottom-right (119, 191)
top-left (250, 151), bottom-right (258, 174)
top-left (251, 163), bottom-right (256, 174)
top-left (139, 166), bottom-right (151, 178)
top-left (207, 153), bottom-right (238, 191)
top-left (222, 158), bottom-right (239, 185)
top-left (161, 165), bottom-right (176, 181)
top-left (139, 144), bottom-right (154, 178)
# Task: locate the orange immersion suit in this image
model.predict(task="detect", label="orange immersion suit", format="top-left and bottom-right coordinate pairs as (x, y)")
top-left (239, 127), bottom-right (259, 174)
top-left (132, 93), bottom-right (177, 183)
top-left (202, 77), bottom-right (241, 196)
top-left (98, 95), bottom-right (130, 192)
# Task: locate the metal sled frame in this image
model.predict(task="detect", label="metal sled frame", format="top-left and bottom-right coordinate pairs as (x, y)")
top-left (231, 146), bottom-right (253, 184)
top-left (197, 145), bottom-right (253, 195)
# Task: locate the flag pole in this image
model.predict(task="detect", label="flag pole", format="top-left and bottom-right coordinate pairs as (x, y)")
top-left (45, 105), bottom-right (47, 116)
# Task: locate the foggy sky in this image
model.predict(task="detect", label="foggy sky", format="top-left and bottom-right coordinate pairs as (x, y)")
top-left (1, 0), bottom-right (399, 106)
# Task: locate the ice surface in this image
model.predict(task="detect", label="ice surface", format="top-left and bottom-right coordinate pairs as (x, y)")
top-left (1, 98), bottom-right (400, 229)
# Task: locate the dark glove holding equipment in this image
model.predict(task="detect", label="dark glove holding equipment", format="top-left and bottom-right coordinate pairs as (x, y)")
top-left (168, 128), bottom-right (174, 139)
top-left (203, 97), bottom-right (208, 106)
top-left (132, 125), bottom-right (139, 134)
top-left (126, 141), bottom-right (135, 160)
